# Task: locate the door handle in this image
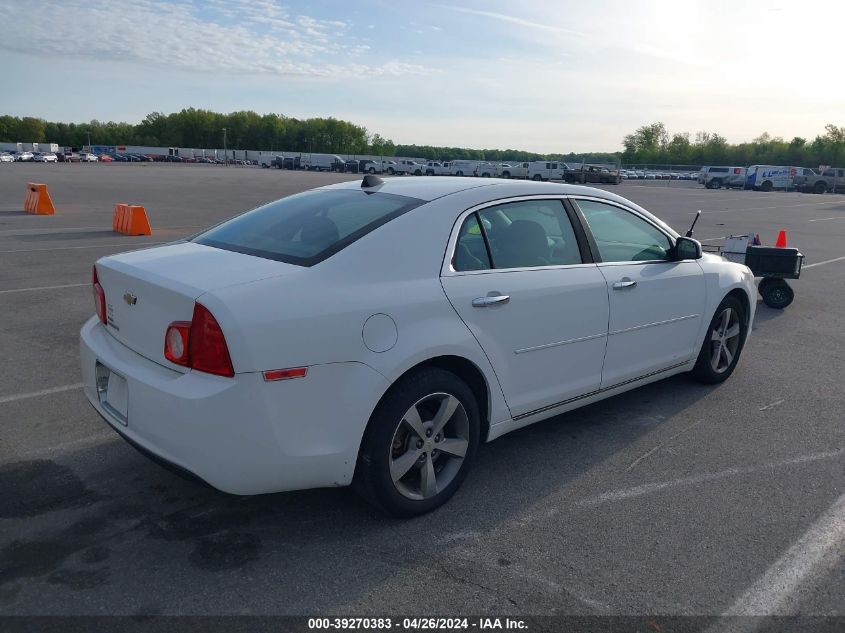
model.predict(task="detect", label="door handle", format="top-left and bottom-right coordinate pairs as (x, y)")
top-left (472, 294), bottom-right (510, 307)
top-left (612, 279), bottom-right (637, 290)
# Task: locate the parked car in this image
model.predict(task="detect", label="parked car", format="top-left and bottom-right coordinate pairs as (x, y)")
top-left (424, 161), bottom-right (451, 176)
top-left (32, 152), bottom-right (58, 163)
top-left (499, 162), bottom-right (530, 179)
top-left (448, 160), bottom-right (480, 176)
top-left (79, 152), bottom-right (99, 162)
top-left (529, 161), bottom-right (566, 181)
top-left (699, 166), bottom-right (738, 188)
top-left (358, 159), bottom-right (379, 174)
top-left (745, 165), bottom-right (802, 191)
top-left (81, 177), bottom-right (755, 516)
top-left (795, 167), bottom-right (845, 194)
top-left (15, 151), bottom-right (34, 161)
top-left (0, 152), bottom-right (13, 163)
top-left (344, 159), bottom-right (360, 174)
top-left (563, 164), bottom-right (622, 184)
top-left (98, 154), bottom-right (114, 163)
top-left (722, 167), bottom-right (747, 189)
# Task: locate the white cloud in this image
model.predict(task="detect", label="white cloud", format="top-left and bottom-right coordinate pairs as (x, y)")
top-left (0, 0), bottom-right (429, 79)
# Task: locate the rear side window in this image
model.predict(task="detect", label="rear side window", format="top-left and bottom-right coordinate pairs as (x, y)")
top-left (193, 189), bottom-right (422, 266)
top-left (453, 200), bottom-right (582, 271)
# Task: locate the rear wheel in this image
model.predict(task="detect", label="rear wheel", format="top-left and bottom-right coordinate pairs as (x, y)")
top-left (355, 368), bottom-right (480, 517)
top-left (368, 167), bottom-right (376, 174)
top-left (760, 180), bottom-right (774, 192)
top-left (690, 296), bottom-right (747, 384)
top-left (388, 168), bottom-right (395, 175)
top-left (502, 171), bottom-right (510, 179)
top-left (532, 174), bottom-right (542, 181)
top-left (456, 170), bottom-right (464, 177)
top-left (814, 181), bottom-right (827, 194)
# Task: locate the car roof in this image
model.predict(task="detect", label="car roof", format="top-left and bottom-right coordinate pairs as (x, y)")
top-left (317, 177), bottom-right (679, 236)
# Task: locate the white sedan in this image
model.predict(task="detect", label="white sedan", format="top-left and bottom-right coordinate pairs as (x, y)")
top-left (80, 177), bottom-right (756, 516)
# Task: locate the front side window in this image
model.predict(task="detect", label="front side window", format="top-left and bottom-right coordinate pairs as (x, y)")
top-left (576, 199), bottom-right (672, 262)
top-left (453, 200), bottom-right (582, 271)
top-left (193, 189), bottom-right (422, 266)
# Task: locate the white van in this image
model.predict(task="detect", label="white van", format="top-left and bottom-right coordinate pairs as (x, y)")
top-left (303, 154), bottom-right (343, 172)
top-left (745, 165), bottom-right (800, 191)
top-left (699, 166), bottom-right (744, 189)
top-left (499, 162), bottom-right (530, 179)
top-left (527, 161), bottom-right (565, 181)
top-left (449, 160), bottom-right (479, 176)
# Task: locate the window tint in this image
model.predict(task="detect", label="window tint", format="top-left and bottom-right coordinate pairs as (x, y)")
top-left (453, 214), bottom-right (492, 271)
top-left (193, 189), bottom-right (422, 266)
top-left (576, 200), bottom-right (672, 262)
top-left (474, 200), bottom-right (582, 269)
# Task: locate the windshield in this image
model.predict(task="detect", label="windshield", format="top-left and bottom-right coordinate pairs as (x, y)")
top-left (193, 189), bottom-right (423, 266)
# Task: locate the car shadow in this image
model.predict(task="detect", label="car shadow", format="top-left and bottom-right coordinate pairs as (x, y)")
top-left (1, 372), bottom-right (717, 613)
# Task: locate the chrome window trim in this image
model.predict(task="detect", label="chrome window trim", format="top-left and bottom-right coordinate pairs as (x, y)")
top-left (440, 194), bottom-right (592, 277)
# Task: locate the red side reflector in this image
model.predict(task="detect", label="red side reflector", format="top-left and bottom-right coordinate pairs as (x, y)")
top-left (263, 367), bottom-right (308, 382)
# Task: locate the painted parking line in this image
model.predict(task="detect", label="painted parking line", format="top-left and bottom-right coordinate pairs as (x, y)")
top-left (0, 241), bottom-right (166, 253)
top-left (576, 449), bottom-right (844, 507)
top-left (0, 383), bottom-right (84, 405)
top-left (803, 256), bottom-right (845, 269)
top-left (714, 493), bottom-right (845, 624)
top-left (807, 216), bottom-right (845, 222)
top-left (0, 282), bottom-right (88, 295)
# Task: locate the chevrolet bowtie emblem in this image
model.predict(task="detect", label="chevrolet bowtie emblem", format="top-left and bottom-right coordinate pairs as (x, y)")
top-left (123, 292), bottom-right (137, 306)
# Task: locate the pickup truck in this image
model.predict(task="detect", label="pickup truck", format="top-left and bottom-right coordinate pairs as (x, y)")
top-left (499, 163), bottom-right (530, 179)
top-left (424, 161), bottom-right (451, 175)
top-left (794, 167), bottom-right (845, 194)
top-left (563, 164), bottom-right (622, 184)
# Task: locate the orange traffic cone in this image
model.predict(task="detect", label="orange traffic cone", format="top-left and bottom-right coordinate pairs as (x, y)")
top-left (775, 230), bottom-right (787, 248)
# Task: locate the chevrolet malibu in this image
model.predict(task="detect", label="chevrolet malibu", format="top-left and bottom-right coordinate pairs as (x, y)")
top-left (81, 177), bottom-right (756, 516)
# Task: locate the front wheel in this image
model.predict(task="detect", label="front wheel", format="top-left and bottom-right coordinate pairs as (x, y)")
top-left (532, 174), bottom-right (542, 181)
top-left (354, 368), bottom-right (480, 517)
top-left (760, 180), bottom-right (774, 192)
top-left (501, 171), bottom-right (510, 179)
top-left (814, 181), bottom-right (827, 194)
top-left (689, 296), bottom-right (747, 384)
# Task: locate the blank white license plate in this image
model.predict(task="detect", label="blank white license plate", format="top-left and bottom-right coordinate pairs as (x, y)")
top-left (96, 362), bottom-right (129, 425)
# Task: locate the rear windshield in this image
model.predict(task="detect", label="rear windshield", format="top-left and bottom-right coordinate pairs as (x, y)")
top-left (193, 189), bottom-right (423, 266)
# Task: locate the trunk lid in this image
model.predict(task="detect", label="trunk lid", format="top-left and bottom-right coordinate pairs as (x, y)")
top-left (95, 242), bottom-right (298, 369)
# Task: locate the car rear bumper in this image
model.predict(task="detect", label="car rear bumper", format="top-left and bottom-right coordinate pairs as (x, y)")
top-left (80, 316), bottom-right (390, 495)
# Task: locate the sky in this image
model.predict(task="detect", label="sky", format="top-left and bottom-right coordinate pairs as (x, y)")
top-left (1, 0), bottom-right (843, 153)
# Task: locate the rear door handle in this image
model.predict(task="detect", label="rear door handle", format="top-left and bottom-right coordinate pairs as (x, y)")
top-left (612, 279), bottom-right (637, 290)
top-left (472, 294), bottom-right (510, 307)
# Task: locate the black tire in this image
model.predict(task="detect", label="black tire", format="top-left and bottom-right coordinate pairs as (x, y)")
top-left (760, 180), bottom-right (774, 192)
top-left (456, 170), bottom-right (463, 177)
top-left (414, 170), bottom-right (422, 176)
top-left (757, 277), bottom-right (775, 298)
top-left (689, 295), bottom-right (748, 384)
top-left (502, 171), bottom-right (510, 179)
top-left (368, 167), bottom-right (376, 174)
top-left (761, 279), bottom-right (794, 309)
top-left (532, 174), bottom-right (542, 181)
top-left (813, 181), bottom-right (827, 194)
top-left (354, 368), bottom-right (481, 517)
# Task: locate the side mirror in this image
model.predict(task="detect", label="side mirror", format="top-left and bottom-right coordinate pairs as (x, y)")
top-left (674, 236), bottom-right (702, 260)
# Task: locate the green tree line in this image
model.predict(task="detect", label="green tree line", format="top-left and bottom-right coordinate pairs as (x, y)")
top-left (2, 110), bottom-right (842, 167)
top-left (0, 109), bottom-right (374, 154)
top-left (622, 122), bottom-right (845, 168)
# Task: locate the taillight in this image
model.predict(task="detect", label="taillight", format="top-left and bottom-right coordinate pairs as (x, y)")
top-left (164, 303), bottom-right (234, 377)
top-left (92, 265), bottom-right (107, 325)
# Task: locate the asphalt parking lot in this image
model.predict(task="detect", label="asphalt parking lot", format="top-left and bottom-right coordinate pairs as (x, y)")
top-left (1, 164), bottom-right (843, 620)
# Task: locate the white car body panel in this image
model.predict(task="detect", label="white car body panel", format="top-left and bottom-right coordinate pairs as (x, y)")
top-left (80, 177), bottom-right (756, 496)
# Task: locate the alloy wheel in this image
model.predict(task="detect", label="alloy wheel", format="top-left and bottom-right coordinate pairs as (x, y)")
top-left (389, 392), bottom-right (469, 500)
top-left (710, 307), bottom-right (741, 373)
